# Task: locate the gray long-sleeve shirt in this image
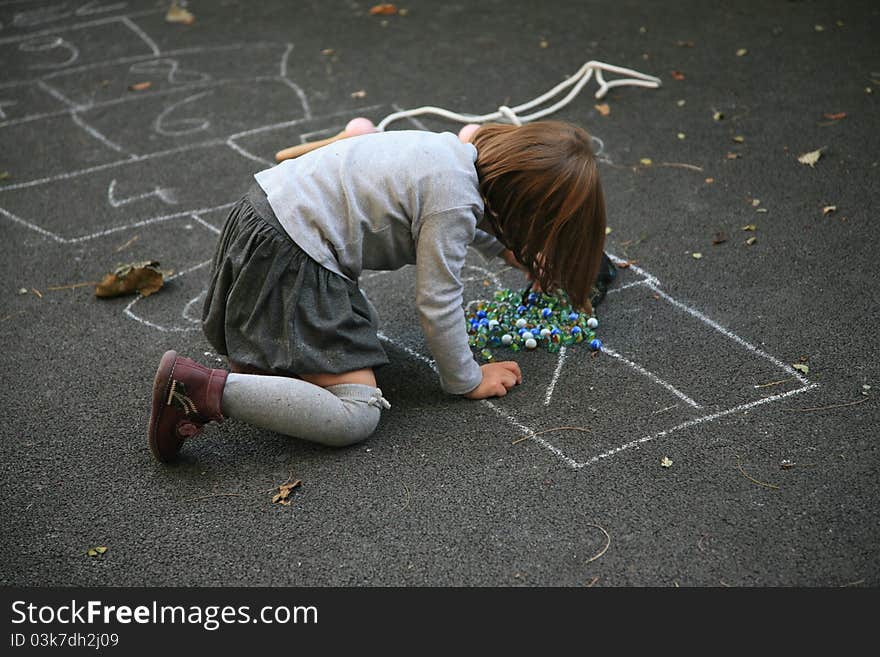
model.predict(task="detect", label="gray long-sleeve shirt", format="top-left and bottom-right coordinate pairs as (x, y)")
top-left (254, 130), bottom-right (504, 394)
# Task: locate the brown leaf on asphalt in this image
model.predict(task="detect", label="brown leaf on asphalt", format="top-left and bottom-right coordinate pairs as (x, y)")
top-left (165, 2), bottom-right (195, 25)
top-left (128, 81), bottom-right (152, 92)
top-left (674, 40), bottom-right (695, 48)
top-left (95, 261), bottom-right (170, 298)
top-left (350, 89), bottom-right (367, 98)
top-left (823, 112), bottom-right (847, 120)
top-left (271, 479), bottom-right (302, 506)
top-left (369, 3), bottom-right (398, 15)
top-left (712, 232), bottom-right (728, 245)
top-left (726, 152), bottom-right (741, 159)
top-left (595, 103), bottom-right (611, 116)
top-left (671, 70), bottom-right (686, 80)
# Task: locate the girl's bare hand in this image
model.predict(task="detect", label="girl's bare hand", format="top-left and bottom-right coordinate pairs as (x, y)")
top-left (464, 361), bottom-right (523, 399)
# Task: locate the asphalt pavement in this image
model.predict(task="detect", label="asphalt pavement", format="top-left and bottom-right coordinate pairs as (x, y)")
top-left (1, 0), bottom-right (877, 586)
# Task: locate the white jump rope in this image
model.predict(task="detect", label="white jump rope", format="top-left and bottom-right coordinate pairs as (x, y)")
top-left (275, 60), bottom-right (661, 161)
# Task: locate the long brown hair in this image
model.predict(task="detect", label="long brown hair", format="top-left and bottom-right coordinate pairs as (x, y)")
top-left (472, 121), bottom-right (606, 312)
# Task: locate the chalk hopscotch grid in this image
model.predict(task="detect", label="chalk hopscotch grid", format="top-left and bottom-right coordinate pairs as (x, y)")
top-left (0, 9), bottom-right (819, 469)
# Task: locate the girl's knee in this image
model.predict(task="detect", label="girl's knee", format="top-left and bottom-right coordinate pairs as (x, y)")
top-left (320, 384), bottom-right (390, 448)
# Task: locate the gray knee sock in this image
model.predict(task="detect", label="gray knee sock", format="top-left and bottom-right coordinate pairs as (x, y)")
top-left (220, 374), bottom-right (390, 447)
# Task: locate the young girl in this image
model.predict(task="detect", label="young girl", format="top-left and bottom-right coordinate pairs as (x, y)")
top-left (147, 120), bottom-right (607, 462)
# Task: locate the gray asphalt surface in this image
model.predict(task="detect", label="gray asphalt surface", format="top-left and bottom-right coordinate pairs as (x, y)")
top-left (1, 0), bottom-right (877, 587)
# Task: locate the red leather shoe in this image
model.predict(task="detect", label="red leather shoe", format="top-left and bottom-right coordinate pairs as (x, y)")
top-left (148, 350), bottom-right (228, 462)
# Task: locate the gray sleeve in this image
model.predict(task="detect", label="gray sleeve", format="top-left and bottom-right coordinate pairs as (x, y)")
top-left (471, 228), bottom-right (506, 260)
top-left (414, 208), bottom-right (484, 395)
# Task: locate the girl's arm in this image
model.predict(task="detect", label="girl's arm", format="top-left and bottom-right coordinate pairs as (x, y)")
top-left (415, 209), bottom-right (520, 397)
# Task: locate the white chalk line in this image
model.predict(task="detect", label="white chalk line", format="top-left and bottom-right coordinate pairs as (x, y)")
top-left (601, 345), bottom-right (702, 409)
top-left (119, 15), bottom-right (159, 57)
top-left (0, 10), bottom-right (160, 44)
top-left (189, 213), bottom-right (222, 235)
top-left (543, 345), bottom-right (567, 406)
top-left (0, 139), bottom-right (227, 192)
top-left (606, 278), bottom-right (652, 294)
top-left (124, 260), bottom-right (212, 333)
top-left (70, 110), bottom-right (134, 156)
top-left (374, 331), bottom-right (575, 466)
top-left (35, 79), bottom-right (79, 108)
top-left (645, 282), bottom-right (812, 386)
top-left (0, 202), bottom-right (235, 244)
top-left (576, 383), bottom-right (819, 467)
top-left (181, 289), bottom-right (207, 324)
top-left (224, 104), bottom-right (386, 165)
top-left (33, 41), bottom-right (287, 83)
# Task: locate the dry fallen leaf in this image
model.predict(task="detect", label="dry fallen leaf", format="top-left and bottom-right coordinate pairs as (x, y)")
top-left (792, 363), bottom-right (810, 374)
top-left (128, 81), bottom-right (152, 92)
top-left (369, 3), bottom-right (398, 15)
top-left (751, 198), bottom-right (761, 207)
top-left (350, 89), bottom-right (367, 99)
top-left (675, 40), bottom-right (695, 48)
top-left (822, 205), bottom-right (837, 215)
top-left (712, 110), bottom-right (724, 121)
top-left (87, 546), bottom-right (108, 557)
top-left (671, 70), bottom-right (685, 81)
top-left (660, 456), bottom-right (673, 468)
top-left (823, 112), bottom-right (847, 121)
top-left (271, 479), bottom-right (303, 506)
top-left (733, 135), bottom-right (745, 143)
top-left (712, 232), bottom-right (728, 245)
top-left (95, 261), bottom-right (170, 298)
top-left (798, 148), bottom-right (824, 167)
top-left (726, 152), bottom-right (741, 160)
top-left (640, 158), bottom-right (653, 166)
top-left (692, 252), bottom-right (703, 259)
top-left (605, 226), bottom-right (613, 235)
top-left (745, 236), bottom-right (757, 246)
top-left (677, 132), bottom-right (686, 140)
top-left (165, 1), bottom-right (195, 25)
top-left (676, 99), bottom-right (686, 107)
top-left (736, 48), bottom-right (748, 56)
top-left (742, 224), bottom-right (757, 231)
top-left (595, 103), bottom-right (611, 116)
top-left (705, 177), bottom-right (715, 184)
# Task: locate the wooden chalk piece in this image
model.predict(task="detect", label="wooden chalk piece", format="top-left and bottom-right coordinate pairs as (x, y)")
top-left (275, 129), bottom-right (348, 162)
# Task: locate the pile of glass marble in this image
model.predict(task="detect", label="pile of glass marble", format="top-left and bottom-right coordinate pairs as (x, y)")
top-left (465, 288), bottom-right (601, 362)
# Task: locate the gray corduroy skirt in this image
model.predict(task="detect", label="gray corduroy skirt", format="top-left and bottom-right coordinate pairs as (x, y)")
top-left (201, 185), bottom-right (389, 376)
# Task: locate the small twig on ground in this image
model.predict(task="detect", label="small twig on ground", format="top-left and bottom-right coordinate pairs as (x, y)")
top-left (584, 523), bottom-right (611, 565)
top-left (0, 311), bottom-right (23, 323)
top-left (841, 579), bottom-right (865, 587)
top-left (697, 535), bottom-right (707, 552)
top-left (737, 459), bottom-right (780, 490)
top-left (754, 378), bottom-right (791, 389)
top-left (401, 483), bottom-right (411, 511)
top-left (31, 288), bottom-right (43, 298)
top-left (652, 404), bottom-right (678, 415)
top-left (719, 580), bottom-right (731, 587)
top-left (657, 162), bottom-right (704, 172)
top-left (585, 577), bottom-right (599, 587)
top-left (785, 398), bottom-right (868, 413)
top-left (512, 426), bottom-right (591, 445)
top-left (115, 234), bottom-right (140, 252)
top-left (46, 281), bottom-right (99, 291)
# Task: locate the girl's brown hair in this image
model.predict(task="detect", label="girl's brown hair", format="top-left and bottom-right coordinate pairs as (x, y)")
top-left (472, 121), bottom-right (606, 312)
